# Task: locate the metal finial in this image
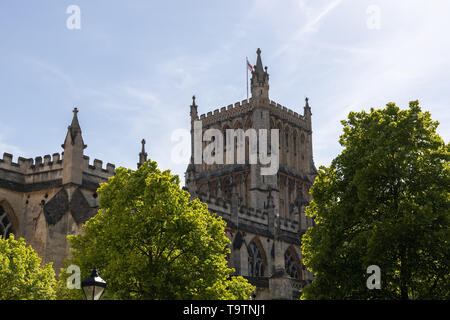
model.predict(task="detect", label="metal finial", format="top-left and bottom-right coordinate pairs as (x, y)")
top-left (73, 107), bottom-right (78, 114)
top-left (91, 266), bottom-right (99, 277)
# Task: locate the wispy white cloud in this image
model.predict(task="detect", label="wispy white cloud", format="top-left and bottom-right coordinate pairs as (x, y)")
top-left (272, 0), bottom-right (343, 58)
top-left (298, 0), bottom-right (343, 36)
top-left (23, 56), bottom-right (73, 88)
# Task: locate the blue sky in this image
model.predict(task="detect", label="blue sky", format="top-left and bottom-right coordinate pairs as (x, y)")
top-left (0, 0), bottom-right (449, 184)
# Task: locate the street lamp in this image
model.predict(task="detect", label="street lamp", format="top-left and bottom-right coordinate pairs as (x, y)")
top-left (81, 267), bottom-right (106, 300)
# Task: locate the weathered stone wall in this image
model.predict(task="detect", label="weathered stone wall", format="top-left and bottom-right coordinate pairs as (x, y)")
top-left (0, 110), bottom-right (116, 274)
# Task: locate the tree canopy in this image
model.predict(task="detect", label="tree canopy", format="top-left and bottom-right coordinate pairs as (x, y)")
top-left (301, 101), bottom-right (449, 299)
top-left (59, 160), bottom-right (254, 300)
top-left (0, 235), bottom-right (56, 300)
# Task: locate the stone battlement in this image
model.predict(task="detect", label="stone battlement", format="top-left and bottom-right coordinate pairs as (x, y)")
top-left (269, 100), bottom-right (307, 126)
top-left (199, 99), bottom-right (253, 125)
top-left (0, 152), bottom-right (63, 174)
top-left (0, 152), bottom-right (115, 181)
top-left (196, 193), bottom-right (299, 235)
top-left (278, 216), bottom-right (299, 233)
top-left (197, 98), bottom-right (307, 128)
top-left (83, 155), bottom-right (115, 178)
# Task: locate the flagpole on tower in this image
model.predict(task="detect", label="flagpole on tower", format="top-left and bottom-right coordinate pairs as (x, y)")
top-left (246, 56), bottom-right (249, 100)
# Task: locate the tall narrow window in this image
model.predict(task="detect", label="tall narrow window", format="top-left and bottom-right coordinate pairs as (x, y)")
top-left (293, 135), bottom-right (297, 155)
top-left (0, 205), bottom-right (14, 239)
top-left (285, 249), bottom-right (301, 280)
top-left (300, 133), bottom-right (306, 167)
top-left (277, 124), bottom-right (283, 166)
top-left (223, 125), bottom-right (230, 165)
top-left (248, 241), bottom-right (265, 277)
top-left (285, 132), bottom-right (289, 149)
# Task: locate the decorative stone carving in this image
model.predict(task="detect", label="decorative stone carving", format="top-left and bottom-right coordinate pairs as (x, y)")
top-left (69, 188), bottom-right (92, 224)
top-left (43, 188), bottom-right (69, 225)
top-left (233, 231), bottom-right (244, 249)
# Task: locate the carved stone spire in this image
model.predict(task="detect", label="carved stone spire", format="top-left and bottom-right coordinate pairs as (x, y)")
top-left (62, 108), bottom-right (86, 185)
top-left (304, 97), bottom-right (311, 117)
top-left (137, 139), bottom-right (148, 168)
top-left (190, 95), bottom-right (198, 120)
top-left (250, 48), bottom-right (269, 99)
top-left (188, 95), bottom-right (199, 171)
top-left (63, 108), bottom-right (86, 148)
top-left (71, 107), bottom-right (80, 129)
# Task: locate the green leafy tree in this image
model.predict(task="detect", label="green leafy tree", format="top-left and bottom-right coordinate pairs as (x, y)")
top-left (0, 235), bottom-right (56, 299)
top-left (59, 160), bottom-right (254, 300)
top-left (301, 101), bottom-right (449, 299)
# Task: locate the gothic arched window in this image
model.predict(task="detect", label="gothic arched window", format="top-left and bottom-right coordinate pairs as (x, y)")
top-left (0, 205), bottom-right (14, 239)
top-left (233, 121), bottom-right (242, 165)
top-left (277, 123), bottom-right (283, 165)
top-left (248, 241), bottom-right (265, 277)
top-left (285, 249), bottom-right (301, 280)
top-left (223, 125), bottom-right (230, 164)
top-left (293, 133), bottom-right (297, 155)
top-left (285, 131), bottom-right (289, 149)
top-left (300, 133), bottom-right (306, 160)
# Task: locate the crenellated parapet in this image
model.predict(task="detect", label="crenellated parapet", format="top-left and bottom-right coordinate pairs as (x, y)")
top-left (268, 100), bottom-right (309, 129)
top-left (199, 99), bottom-right (253, 126)
top-left (196, 97), bottom-right (309, 129)
top-left (278, 216), bottom-right (299, 234)
top-left (0, 152), bottom-right (63, 174)
top-left (237, 206), bottom-right (269, 230)
top-left (0, 151), bottom-right (116, 191)
top-left (0, 152), bottom-right (63, 190)
top-left (196, 192), bottom-right (300, 237)
top-left (83, 155), bottom-right (115, 179)
top-left (0, 152), bottom-right (115, 177)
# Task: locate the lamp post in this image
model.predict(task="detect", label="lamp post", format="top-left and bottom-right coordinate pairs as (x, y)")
top-left (81, 267), bottom-right (106, 300)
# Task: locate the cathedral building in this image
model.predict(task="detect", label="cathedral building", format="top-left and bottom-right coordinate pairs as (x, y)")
top-left (0, 108), bottom-right (115, 273)
top-left (185, 49), bottom-right (317, 299)
top-left (0, 48), bottom-right (316, 299)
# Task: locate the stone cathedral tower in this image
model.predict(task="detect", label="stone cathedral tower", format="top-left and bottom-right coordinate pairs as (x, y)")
top-left (185, 49), bottom-right (317, 299)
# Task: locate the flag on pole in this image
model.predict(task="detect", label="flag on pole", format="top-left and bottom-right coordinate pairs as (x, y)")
top-left (247, 58), bottom-right (254, 72)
